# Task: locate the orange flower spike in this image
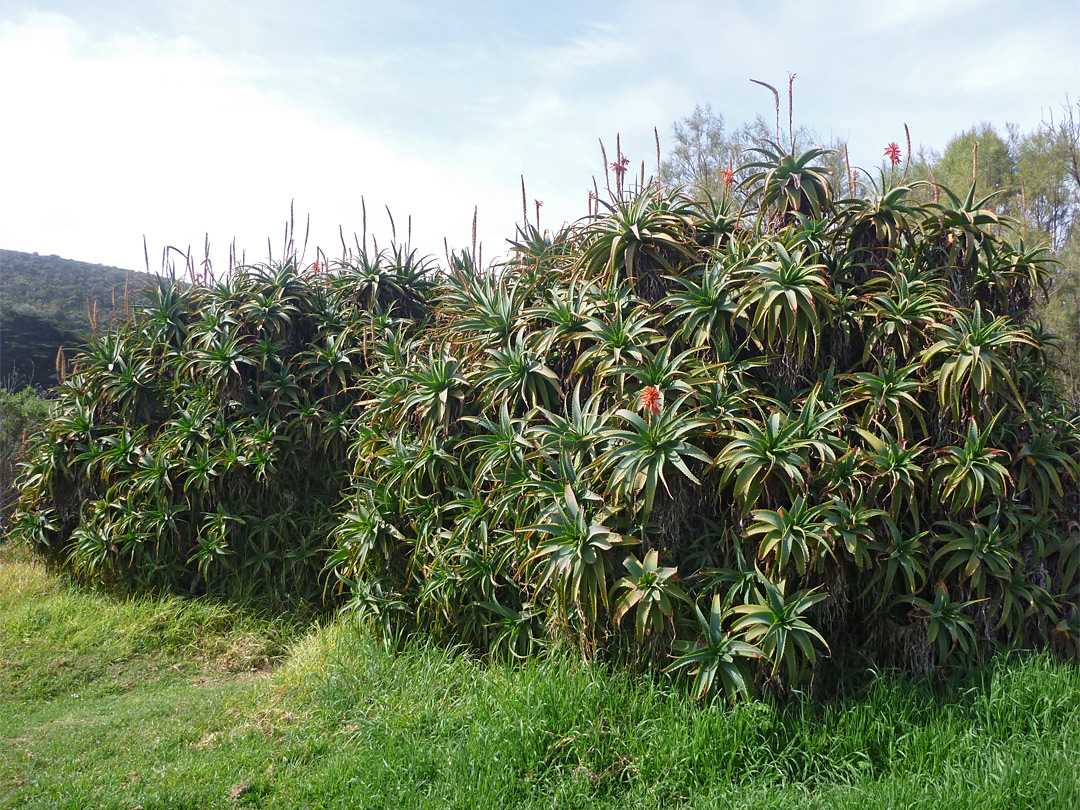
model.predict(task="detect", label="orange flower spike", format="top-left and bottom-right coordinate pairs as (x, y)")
top-left (641, 386), bottom-right (662, 418)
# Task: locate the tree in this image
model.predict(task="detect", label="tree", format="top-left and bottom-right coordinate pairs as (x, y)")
top-left (1024, 101), bottom-right (1080, 403)
top-left (905, 109), bottom-right (1079, 403)
top-left (1014, 122), bottom-right (1075, 248)
top-left (928, 124), bottom-right (1016, 200)
top-left (662, 103), bottom-right (849, 206)
top-left (661, 104), bottom-right (742, 199)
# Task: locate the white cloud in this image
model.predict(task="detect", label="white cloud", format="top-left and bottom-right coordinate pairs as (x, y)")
top-left (0, 12), bottom-right (519, 271)
top-left (528, 23), bottom-right (635, 77)
top-left (847, 0), bottom-right (992, 34)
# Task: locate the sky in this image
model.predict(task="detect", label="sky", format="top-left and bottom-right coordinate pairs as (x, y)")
top-left (1, 0), bottom-right (1077, 274)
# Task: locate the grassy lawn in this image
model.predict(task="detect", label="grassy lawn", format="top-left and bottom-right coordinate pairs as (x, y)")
top-left (2, 545), bottom-right (1078, 809)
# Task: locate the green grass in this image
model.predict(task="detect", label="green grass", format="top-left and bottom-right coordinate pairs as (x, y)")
top-left (2, 545), bottom-right (1078, 809)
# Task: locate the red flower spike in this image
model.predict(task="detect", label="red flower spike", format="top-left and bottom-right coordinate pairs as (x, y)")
top-left (884, 142), bottom-right (902, 166)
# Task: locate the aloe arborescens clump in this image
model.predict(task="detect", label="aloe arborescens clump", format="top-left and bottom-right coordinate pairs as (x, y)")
top-left (12, 135), bottom-right (1080, 698)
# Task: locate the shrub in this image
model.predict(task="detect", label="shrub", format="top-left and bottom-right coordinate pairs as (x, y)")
top-left (11, 142), bottom-right (1080, 695)
top-left (1, 386), bottom-right (50, 533)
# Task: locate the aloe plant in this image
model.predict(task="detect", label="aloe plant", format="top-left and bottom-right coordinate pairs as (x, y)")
top-left (667, 594), bottom-right (763, 701)
top-left (731, 578), bottom-right (830, 681)
top-left (526, 484), bottom-right (630, 627)
top-left (611, 549), bottom-right (689, 642)
top-left (598, 395), bottom-right (712, 517)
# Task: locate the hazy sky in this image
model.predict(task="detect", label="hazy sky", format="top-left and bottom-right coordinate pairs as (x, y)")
top-left (1, 0), bottom-right (1077, 273)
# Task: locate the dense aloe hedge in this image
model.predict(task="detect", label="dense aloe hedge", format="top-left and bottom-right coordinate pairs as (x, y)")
top-left (12, 141), bottom-right (1080, 695)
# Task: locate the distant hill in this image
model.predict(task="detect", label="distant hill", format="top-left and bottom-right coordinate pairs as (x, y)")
top-left (0, 249), bottom-right (155, 390)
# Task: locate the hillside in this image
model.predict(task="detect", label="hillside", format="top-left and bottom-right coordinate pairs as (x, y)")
top-left (0, 249), bottom-right (154, 389)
